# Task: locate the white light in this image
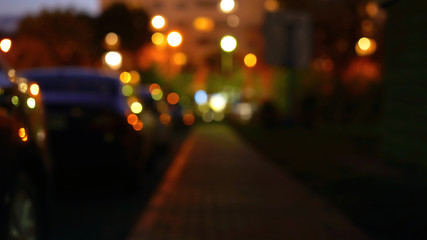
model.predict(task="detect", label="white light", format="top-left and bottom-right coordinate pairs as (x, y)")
top-left (167, 31), bottom-right (183, 47)
top-left (151, 15), bottom-right (166, 29)
top-left (220, 0), bottom-right (235, 13)
top-left (195, 90), bottom-right (208, 105)
top-left (27, 97), bottom-right (36, 109)
top-left (236, 102), bottom-right (253, 121)
top-left (220, 36), bottom-right (237, 52)
top-left (104, 51), bottom-right (122, 70)
top-left (131, 102), bottom-right (143, 114)
top-left (0, 39), bottom-right (12, 52)
top-left (209, 93), bottom-right (227, 112)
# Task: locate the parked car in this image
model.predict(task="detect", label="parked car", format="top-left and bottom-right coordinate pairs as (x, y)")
top-left (22, 67), bottom-right (147, 185)
top-left (0, 61), bottom-right (51, 239)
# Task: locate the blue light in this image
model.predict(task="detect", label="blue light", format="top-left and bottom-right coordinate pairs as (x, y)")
top-left (194, 90), bottom-right (208, 105)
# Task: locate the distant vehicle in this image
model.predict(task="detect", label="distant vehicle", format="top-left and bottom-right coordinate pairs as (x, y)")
top-left (22, 67), bottom-right (146, 185)
top-left (136, 86), bottom-right (172, 151)
top-left (0, 62), bottom-right (51, 239)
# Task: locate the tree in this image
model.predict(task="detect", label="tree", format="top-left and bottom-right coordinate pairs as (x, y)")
top-left (96, 3), bottom-right (151, 53)
top-left (14, 10), bottom-right (98, 68)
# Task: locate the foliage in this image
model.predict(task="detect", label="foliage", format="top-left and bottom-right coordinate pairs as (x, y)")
top-left (10, 3), bottom-right (151, 69)
top-left (13, 10), bottom-right (97, 68)
top-left (96, 3), bottom-right (151, 52)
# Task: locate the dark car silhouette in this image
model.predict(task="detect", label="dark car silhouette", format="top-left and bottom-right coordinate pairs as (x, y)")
top-left (22, 67), bottom-right (146, 186)
top-left (0, 62), bottom-right (51, 239)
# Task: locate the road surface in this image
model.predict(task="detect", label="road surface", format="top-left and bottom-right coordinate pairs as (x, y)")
top-left (128, 124), bottom-right (368, 240)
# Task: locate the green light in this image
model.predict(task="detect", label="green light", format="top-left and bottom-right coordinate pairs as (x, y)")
top-left (122, 84), bottom-right (133, 97)
top-left (151, 89), bottom-right (163, 101)
top-left (11, 96), bottom-right (19, 106)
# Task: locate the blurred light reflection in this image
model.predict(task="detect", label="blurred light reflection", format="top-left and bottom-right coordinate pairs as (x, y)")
top-left (0, 38), bottom-right (12, 52)
top-left (26, 97), bottom-right (36, 109)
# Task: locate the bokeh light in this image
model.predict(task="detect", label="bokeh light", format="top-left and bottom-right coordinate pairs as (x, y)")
top-left (202, 111), bottom-right (214, 123)
top-left (167, 92), bottom-right (180, 105)
top-left (152, 32), bottom-right (165, 46)
top-left (122, 85), bottom-right (133, 97)
top-left (183, 112), bottom-right (195, 126)
top-left (193, 17), bottom-right (215, 32)
top-left (160, 113), bottom-right (171, 125)
top-left (105, 32), bottom-right (119, 47)
top-left (129, 71), bottom-right (141, 85)
top-left (18, 127), bottom-right (27, 142)
top-left (151, 15), bottom-right (166, 29)
top-left (133, 120), bottom-right (143, 131)
top-left (127, 114), bottom-right (138, 125)
top-left (220, 36), bottom-right (237, 52)
top-left (105, 51), bottom-right (122, 70)
top-left (149, 83), bottom-right (161, 93)
top-left (244, 53), bottom-right (257, 68)
top-left (27, 97), bottom-right (36, 109)
top-left (355, 37), bottom-right (377, 56)
top-left (167, 31), bottom-right (183, 47)
top-left (264, 0), bottom-right (280, 12)
top-left (235, 102), bottom-right (253, 121)
top-left (227, 15), bottom-right (240, 28)
top-left (120, 71), bottom-right (131, 84)
top-left (209, 93), bottom-right (227, 112)
top-left (29, 83), bottom-right (40, 96)
top-left (366, 2), bottom-right (379, 17)
top-left (18, 82), bottom-right (27, 93)
top-left (130, 101), bottom-right (143, 114)
top-left (0, 39), bottom-right (12, 53)
top-left (173, 52), bottom-right (187, 66)
top-left (220, 0), bottom-right (235, 13)
top-left (151, 88), bottom-right (163, 100)
top-left (194, 90), bottom-right (208, 105)
top-left (11, 96), bottom-right (19, 106)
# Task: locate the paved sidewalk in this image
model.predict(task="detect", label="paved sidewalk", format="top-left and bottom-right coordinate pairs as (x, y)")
top-left (129, 124), bottom-right (368, 240)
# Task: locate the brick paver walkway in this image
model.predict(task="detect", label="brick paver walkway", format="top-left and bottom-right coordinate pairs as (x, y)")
top-left (129, 124), bottom-right (368, 240)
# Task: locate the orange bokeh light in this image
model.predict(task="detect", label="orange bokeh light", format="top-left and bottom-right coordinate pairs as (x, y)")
top-left (183, 113), bottom-right (195, 126)
top-left (18, 127), bottom-right (28, 141)
top-left (29, 83), bottom-right (40, 96)
top-left (149, 83), bottom-right (161, 93)
top-left (127, 114), bottom-right (138, 125)
top-left (133, 120), bottom-right (143, 131)
top-left (167, 92), bottom-right (180, 105)
top-left (244, 53), bottom-right (257, 68)
top-left (160, 113), bottom-right (171, 125)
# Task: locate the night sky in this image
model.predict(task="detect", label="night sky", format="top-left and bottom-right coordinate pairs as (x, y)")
top-left (1, 0), bottom-right (99, 16)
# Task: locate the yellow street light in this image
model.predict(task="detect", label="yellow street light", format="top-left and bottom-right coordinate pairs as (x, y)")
top-left (0, 38), bottom-right (12, 53)
top-left (151, 32), bottom-right (165, 46)
top-left (151, 15), bottom-right (166, 30)
top-left (167, 31), bottom-right (183, 47)
top-left (220, 35), bottom-right (237, 52)
top-left (355, 37), bottom-right (377, 56)
top-left (244, 53), bottom-right (257, 68)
